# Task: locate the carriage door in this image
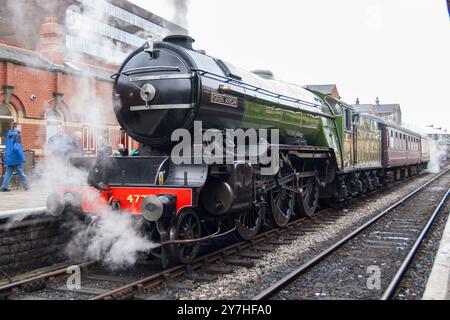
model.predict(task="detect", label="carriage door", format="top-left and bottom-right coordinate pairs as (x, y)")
top-left (343, 107), bottom-right (355, 168)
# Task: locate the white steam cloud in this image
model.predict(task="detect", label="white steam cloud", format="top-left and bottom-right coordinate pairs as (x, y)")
top-left (427, 140), bottom-right (447, 174)
top-left (170, 0), bottom-right (191, 30)
top-left (4, 0), bottom-right (61, 49)
top-left (6, 0), bottom-right (160, 269)
top-left (66, 209), bottom-right (159, 270)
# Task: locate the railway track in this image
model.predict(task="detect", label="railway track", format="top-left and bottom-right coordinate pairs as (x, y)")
top-left (91, 172), bottom-right (444, 300)
top-left (0, 260), bottom-right (96, 299)
top-left (91, 207), bottom-right (337, 300)
top-left (252, 168), bottom-right (449, 300)
top-left (1, 169), bottom-right (446, 300)
top-left (1, 205), bottom-right (337, 300)
top-left (0, 208), bottom-right (332, 300)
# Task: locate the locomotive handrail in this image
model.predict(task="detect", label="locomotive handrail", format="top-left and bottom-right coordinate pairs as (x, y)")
top-left (192, 69), bottom-right (317, 106)
top-left (112, 66), bottom-right (182, 79)
top-left (193, 68), bottom-right (314, 104)
top-left (192, 68), bottom-right (336, 120)
top-left (160, 225), bottom-right (237, 245)
top-left (122, 66), bottom-right (180, 76)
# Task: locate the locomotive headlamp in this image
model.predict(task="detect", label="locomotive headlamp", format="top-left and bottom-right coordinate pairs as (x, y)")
top-left (47, 193), bottom-right (66, 217)
top-left (141, 195), bottom-right (176, 222)
top-left (140, 83), bottom-right (156, 104)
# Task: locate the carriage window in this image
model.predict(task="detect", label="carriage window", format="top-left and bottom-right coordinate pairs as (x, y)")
top-left (344, 109), bottom-right (352, 131)
top-left (395, 132), bottom-right (398, 149)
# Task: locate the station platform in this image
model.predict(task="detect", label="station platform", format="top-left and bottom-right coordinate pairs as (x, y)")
top-left (423, 202), bottom-right (450, 300)
top-left (0, 188), bottom-right (48, 219)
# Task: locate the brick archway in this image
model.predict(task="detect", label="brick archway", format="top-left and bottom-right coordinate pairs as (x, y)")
top-left (43, 98), bottom-right (72, 122)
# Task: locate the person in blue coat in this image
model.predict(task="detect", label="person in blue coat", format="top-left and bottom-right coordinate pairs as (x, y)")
top-left (1, 123), bottom-right (30, 192)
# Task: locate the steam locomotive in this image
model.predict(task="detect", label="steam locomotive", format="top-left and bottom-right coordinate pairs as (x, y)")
top-left (47, 35), bottom-right (431, 265)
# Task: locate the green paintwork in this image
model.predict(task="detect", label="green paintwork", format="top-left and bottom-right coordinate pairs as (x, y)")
top-left (239, 89), bottom-right (384, 173)
top-left (241, 97), bottom-right (336, 150)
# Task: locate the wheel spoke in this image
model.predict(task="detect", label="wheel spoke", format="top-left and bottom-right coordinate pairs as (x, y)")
top-left (170, 210), bottom-right (201, 264)
top-left (236, 205), bottom-right (263, 240)
top-left (297, 178), bottom-right (318, 217)
top-left (304, 190), bottom-right (310, 207)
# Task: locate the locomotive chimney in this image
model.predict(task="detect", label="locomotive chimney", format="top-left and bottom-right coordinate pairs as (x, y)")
top-left (39, 17), bottom-right (65, 65)
top-left (163, 35), bottom-right (195, 50)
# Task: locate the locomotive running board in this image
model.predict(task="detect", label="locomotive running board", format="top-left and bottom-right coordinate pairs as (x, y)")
top-left (130, 103), bottom-right (196, 111)
top-left (289, 151), bottom-right (329, 159)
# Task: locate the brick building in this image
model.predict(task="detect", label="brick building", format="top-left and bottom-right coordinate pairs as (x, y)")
top-left (0, 0), bottom-right (184, 172)
top-left (305, 84), bottom-right (341, 100)
top-left (425, 126), bottom-right (450, 161)
top-left (353, 97), bottom-right (402, 125)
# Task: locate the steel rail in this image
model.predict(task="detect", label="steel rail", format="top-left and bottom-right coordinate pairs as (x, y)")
top-left (381, 186), bottom-right (450, 300)
top-left (0, 261), bottom-right (96, 298)
top-left (252, 168), bottom-right (449, 300)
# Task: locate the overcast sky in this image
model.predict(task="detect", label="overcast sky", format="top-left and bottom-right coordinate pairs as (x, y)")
top-left (130, 0), bottom-right (450, 132)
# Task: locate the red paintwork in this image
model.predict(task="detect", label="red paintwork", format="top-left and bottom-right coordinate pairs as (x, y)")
top-left (383, 126), bottom-right (422, 167)
top-left (58, 186), bottom-right (193, 215)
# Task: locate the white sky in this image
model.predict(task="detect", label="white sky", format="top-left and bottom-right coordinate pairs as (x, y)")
top-left (130, 0), bottom-right (450, 132)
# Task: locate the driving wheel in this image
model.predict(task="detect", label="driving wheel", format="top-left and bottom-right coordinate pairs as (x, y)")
top-left (169, 209), bottom-right (201, 264)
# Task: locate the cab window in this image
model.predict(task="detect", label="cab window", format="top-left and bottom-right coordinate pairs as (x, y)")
top-left (344, 109), bottom-right (352, 131)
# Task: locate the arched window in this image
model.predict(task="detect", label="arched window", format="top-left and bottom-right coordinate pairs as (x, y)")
top-left (0, 104), bottom-right (15, 149)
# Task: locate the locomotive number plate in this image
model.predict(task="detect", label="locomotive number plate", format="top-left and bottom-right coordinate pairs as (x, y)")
top-left (127, 195), bottom-right (147, 204)
top-left (211, 93), bottom-right (238, 107)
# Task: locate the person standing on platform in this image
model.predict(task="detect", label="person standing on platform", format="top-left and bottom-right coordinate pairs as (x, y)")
top-left (97, 130), bottom-right (113, 159)
top-left (70, 131), bottom-right (84, 158)
top-left (1, 123), bottom-right (30, 192)
top-left (46, 125), bottom-right (75, 186)
top-left (47, 125), bottom-right (73, 161)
